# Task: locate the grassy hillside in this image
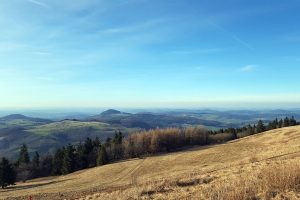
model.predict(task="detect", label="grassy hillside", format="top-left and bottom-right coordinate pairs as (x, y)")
top-left (0, 118), bottom-right (139, 159)
top-left (27, 120), bottom-right (111, 136)
top-left (0, 114), bottom-right (51, 129)
top-left (1, 126), bottom-right (300, 200)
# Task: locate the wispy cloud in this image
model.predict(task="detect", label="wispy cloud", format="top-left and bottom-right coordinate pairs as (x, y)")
top-left (209, 21), bottom-right (253, 50)
top-left (99, 19), bottom-right (167, 34)
top-left (230, 35), bottom-right (253, 50)
top-left (27, 0), bottom-right (49, 8)
top-left (240, 65), bottom-right (256, 72)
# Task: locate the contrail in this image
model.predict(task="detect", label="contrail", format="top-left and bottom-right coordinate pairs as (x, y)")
top-left (208, 20), bottom-right (253, 50)
top-left (27, 0), bottom-right (49, 8)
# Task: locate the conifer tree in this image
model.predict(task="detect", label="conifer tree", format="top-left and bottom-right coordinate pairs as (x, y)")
top-left (112, 131), bottom-right (124, 160)
top-left (97, 145), bottom-right (108, 166)
top-left (84, 137), bottom-right (94, 155)
top-left (274, 118), bottom-right (279, 128)
top-left (62, 144), bottom-right (76, 174)
top-left (0, 157), bottom-right (16, 188)
top-left (247, 124), bottom-right (255, 135)
top-left (278, 119), bottom-right (283, 128)
top-left (18, 144), bottom-right (30, 166)
top-left (113, 131), bottom-right (123, 144)
top-left (267, 119), bottom-right (277, 130)
top-left (289, 116), bottom-right (297, 126)
top-left (93, 136), bottom-right (101, 148)
top-left (32, 152), bottom-right (40, 168)
top-left (256, 120), bottom-right (265, 133)
top-left (52, 148), bottom-right (64, 175)
top-left (75, 142), bottom-right (87, 170)
top-left (41, 154), bottom-right (53, 177)
top-left (283, 117), bottom-right (290, 127)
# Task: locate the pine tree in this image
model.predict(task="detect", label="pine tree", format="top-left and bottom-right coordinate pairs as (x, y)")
top-left (278, 119), bottom-right (283, 128)
top-left (97, 145), bottom-right (108, 166)
top-left (75, 142), bottom-right (87, 170)
top-left (289, 116), bottom-right (297, 126)
top-left (253, 125), bottom-right (257, 134)
top-left (0, 157), bottom-right (16, 188)
top-left (93, 136), bottom-right (101, 148)
top-left (32, 152), bottom-right (40, 168)
top-left (52, 148), bottom-right (64, 175)
top-left (267, 119), bottom-right (277, 130)
top-left (62, 144), bottom-right (76, 174)
top-left (231, 128), bottom-right (238, 139)
top-left (274, 118), bottom-right (279, 128)
top-left (112, 131), bottom-right (124, 160)
top-left (84, 137), bottom-right (95, 167)
top-left (283, 117), bottom-right (290, 127)
top-left (256, 120), bottom-right (265, 133)
top-left (84, 137), bottom-right (94, 155)
top-left (18, 144), bottom-right (30, 166)
top-left (247, 124), bottom-right (255, 135)
top-left (41, 154), bottom-right (53, 177)
top-left (113, 131), bottom-right (123, 144)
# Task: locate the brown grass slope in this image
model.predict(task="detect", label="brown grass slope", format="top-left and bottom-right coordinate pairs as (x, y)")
top-left (1, 126), bottom-right (300, 200)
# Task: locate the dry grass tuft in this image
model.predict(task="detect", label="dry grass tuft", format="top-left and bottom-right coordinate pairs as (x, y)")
top-left (203, 160), bottom-right (300, 200)
top-left (260, 162), bottom-right (300, 199)
top-left (249, 156), bottom-right (259, 163)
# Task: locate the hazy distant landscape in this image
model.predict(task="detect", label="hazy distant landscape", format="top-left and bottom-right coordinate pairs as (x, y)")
top-left (1, 108), bottom-right (300, 159)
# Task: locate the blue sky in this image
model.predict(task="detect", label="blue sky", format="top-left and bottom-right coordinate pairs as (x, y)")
top-left (1, 0), bottom-right (300, 108)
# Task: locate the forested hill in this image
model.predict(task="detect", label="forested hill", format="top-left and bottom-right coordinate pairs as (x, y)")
top-left (1, 109), bottom-right (300, 159)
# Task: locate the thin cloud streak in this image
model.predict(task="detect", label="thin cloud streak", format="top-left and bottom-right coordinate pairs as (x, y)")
top-left (98, 19), bottom-right (168, 34)
top-left (27, 0), bottom-right (50, 8)
top-left (209, 21), bottom-right (253, 50)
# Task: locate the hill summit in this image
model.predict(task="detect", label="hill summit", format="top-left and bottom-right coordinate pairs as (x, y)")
top-left (1, 114), bottom-right (29, 120)
top-left (100, 109), bottom-right (122, 116)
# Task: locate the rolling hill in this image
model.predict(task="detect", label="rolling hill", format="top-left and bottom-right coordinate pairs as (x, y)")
top-left (0, 109), bottom-right (227, 159)
top-left (89, 110), bottom-right (224, 130)
top-left (0, 115), bottom-right (139, 159)
top-left (1, 109), bottom-right (300, 160)
top-left (2, 126), bottom-right (299, 200)
top-left (0, 114), bottom-right (52, 129)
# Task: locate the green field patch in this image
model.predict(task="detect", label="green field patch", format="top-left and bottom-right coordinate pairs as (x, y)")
top-left (0, 119), bottom-right (45, 129)
top-left (27, 120), bottom-right (110, 136)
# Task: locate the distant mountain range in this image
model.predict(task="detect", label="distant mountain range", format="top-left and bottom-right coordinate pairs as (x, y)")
top-left (1, 109), bottom-right (300, 159)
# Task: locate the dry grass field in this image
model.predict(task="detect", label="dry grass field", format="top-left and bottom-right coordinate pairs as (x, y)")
top-left (1, 126), bottom-right (300, 200)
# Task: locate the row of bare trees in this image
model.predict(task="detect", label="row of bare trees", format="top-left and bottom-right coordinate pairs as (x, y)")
top-left (122, 127), bottom-right (237, 158)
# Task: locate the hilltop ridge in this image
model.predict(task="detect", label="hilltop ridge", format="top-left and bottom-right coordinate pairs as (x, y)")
top-left (100, 109), bottom-right (122, 116)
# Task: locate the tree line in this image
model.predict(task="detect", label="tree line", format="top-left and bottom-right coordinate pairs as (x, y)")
top-left (0, 116), bottom-right (298, 188)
